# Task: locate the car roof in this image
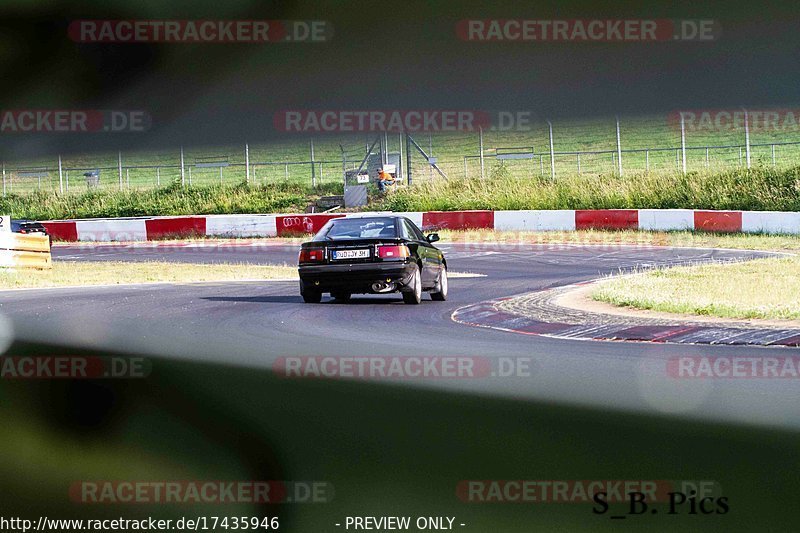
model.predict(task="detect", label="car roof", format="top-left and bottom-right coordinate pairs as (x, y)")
top-left (337, 214), bottom-right (400, 220)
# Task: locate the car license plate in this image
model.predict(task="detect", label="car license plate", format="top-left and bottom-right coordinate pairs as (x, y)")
top-left (332, 249), bottom-right (369, 260)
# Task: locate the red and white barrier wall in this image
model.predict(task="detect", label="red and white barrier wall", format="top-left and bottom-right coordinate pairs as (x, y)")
top-left (41, 209), bottom-right (800, 242)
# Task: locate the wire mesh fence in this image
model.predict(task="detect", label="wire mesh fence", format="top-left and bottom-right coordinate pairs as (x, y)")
top-left (4, 111), bottom-right (800, 196)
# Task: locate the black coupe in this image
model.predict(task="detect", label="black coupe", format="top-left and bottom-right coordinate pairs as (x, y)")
top-left (298, 215), bottom-right (448, 304)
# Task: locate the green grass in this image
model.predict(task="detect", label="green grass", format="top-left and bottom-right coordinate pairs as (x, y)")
top-left (380, 165), bottom-right (800, 212)
top-left (4, 165), bottom-right (800, 221)
top-left (591, 256), bottom-right (800, 320)
top-left (0, 180), bottom-right (342, 220)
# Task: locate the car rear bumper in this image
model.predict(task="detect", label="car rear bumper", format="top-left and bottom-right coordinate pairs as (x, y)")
top-left (299, 261), bottom-right (416, 293)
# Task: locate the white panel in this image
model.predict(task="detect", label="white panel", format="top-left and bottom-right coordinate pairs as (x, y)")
top-left (394, 212), bottom-right (424, 228)
top-left (205, 215), bottom-right (277, 237)
top-left (742, 211), bottom-right (800, 234)
top-left (76, 219), bottom-right (147, 241)
top-left (638, 209), bottom-right (695, 231)
top-left (494, 210), bottom-right (576, 231)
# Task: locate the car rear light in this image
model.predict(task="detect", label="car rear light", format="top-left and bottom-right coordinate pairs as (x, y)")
top-left (377, 244), bottom-right (410, 259)
top-left (299, 248), bottom-right (324, 262)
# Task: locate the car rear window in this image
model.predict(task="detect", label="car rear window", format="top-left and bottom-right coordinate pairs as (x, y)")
top-left (315, 218), bottom-right (397, 240)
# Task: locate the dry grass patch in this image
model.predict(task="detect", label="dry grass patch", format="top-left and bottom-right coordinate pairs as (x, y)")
top-left (437, 229), bottom-right (800, 252)
top-left (591, 256), bottom-right (800, 320)
top-left (0, 261), bottom-right (297, 289)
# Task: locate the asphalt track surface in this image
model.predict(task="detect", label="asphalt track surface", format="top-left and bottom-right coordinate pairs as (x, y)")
top-left (1, 242), bottom-right (798, 430)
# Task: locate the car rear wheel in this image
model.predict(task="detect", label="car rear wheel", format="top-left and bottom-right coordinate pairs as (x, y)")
top-left (331, 292), bottom-right (351, 302)
top-left (301, 286), bottom-right (322, 303)
top-left (431, 267), bottom-right (448, 301)
top-left (402, 265), bottom-right (422, 305)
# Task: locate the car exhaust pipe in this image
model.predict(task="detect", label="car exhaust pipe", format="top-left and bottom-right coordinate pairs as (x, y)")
top-left (371, 281), bottom-right (396, 293)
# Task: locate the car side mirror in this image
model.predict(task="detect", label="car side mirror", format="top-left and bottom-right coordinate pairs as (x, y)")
top-left (426, 233), bottom-right (440, 243)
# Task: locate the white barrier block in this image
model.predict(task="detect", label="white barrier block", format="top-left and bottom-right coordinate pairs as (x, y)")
top-left (76, 219), bottom-right (148, 241)
top-left (205, 215), bottom-right (277, 237)
top-left (637, 209), bottom-right (695, 231)
top-left (494, 210), bottom-right (576, 231)
top-left (742, 211), bottom-right (800, 234)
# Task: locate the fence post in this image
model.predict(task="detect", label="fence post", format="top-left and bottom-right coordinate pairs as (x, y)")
top-left (547, 120), bottom-right (555, 179)
top-left (428, 133), bottom-right (433, 179)
top-left (156, 167), bottom-right (160, 186)
top-left (58, 154), bottom-right (64, 194)
top-left (398, 133), bottom-right (404, 182)
top-left (180, 146), bottom-right (185, 187)
top-left (615, 116), bottom-right (623, 176)
top-left (645, 150), bottom-right (649, 172)
top-left (309, 139), bottom-right (315, 187)
top-left (576, 153), bottom-right (581, 174)
top-left (479, 127), bottom-right (485, 180)
top-left (406, 133), bottom-right (413, 186)
top-left (65, 171), bottom-right (69, 192)
top-left (126, 168), bottom-right (130, 188)
top-left (680, 113), bottom-right (687, 174)
top-left (118, 151), bottom-right (123, 190)
top-left (246, 143), bottom-right (251, 184)
top-left (340, 144), bottom-right (347, 188)
top-left (188, 166), bottom-right (192, 185)
top-left (743, 108), bottom-right (751, 169)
